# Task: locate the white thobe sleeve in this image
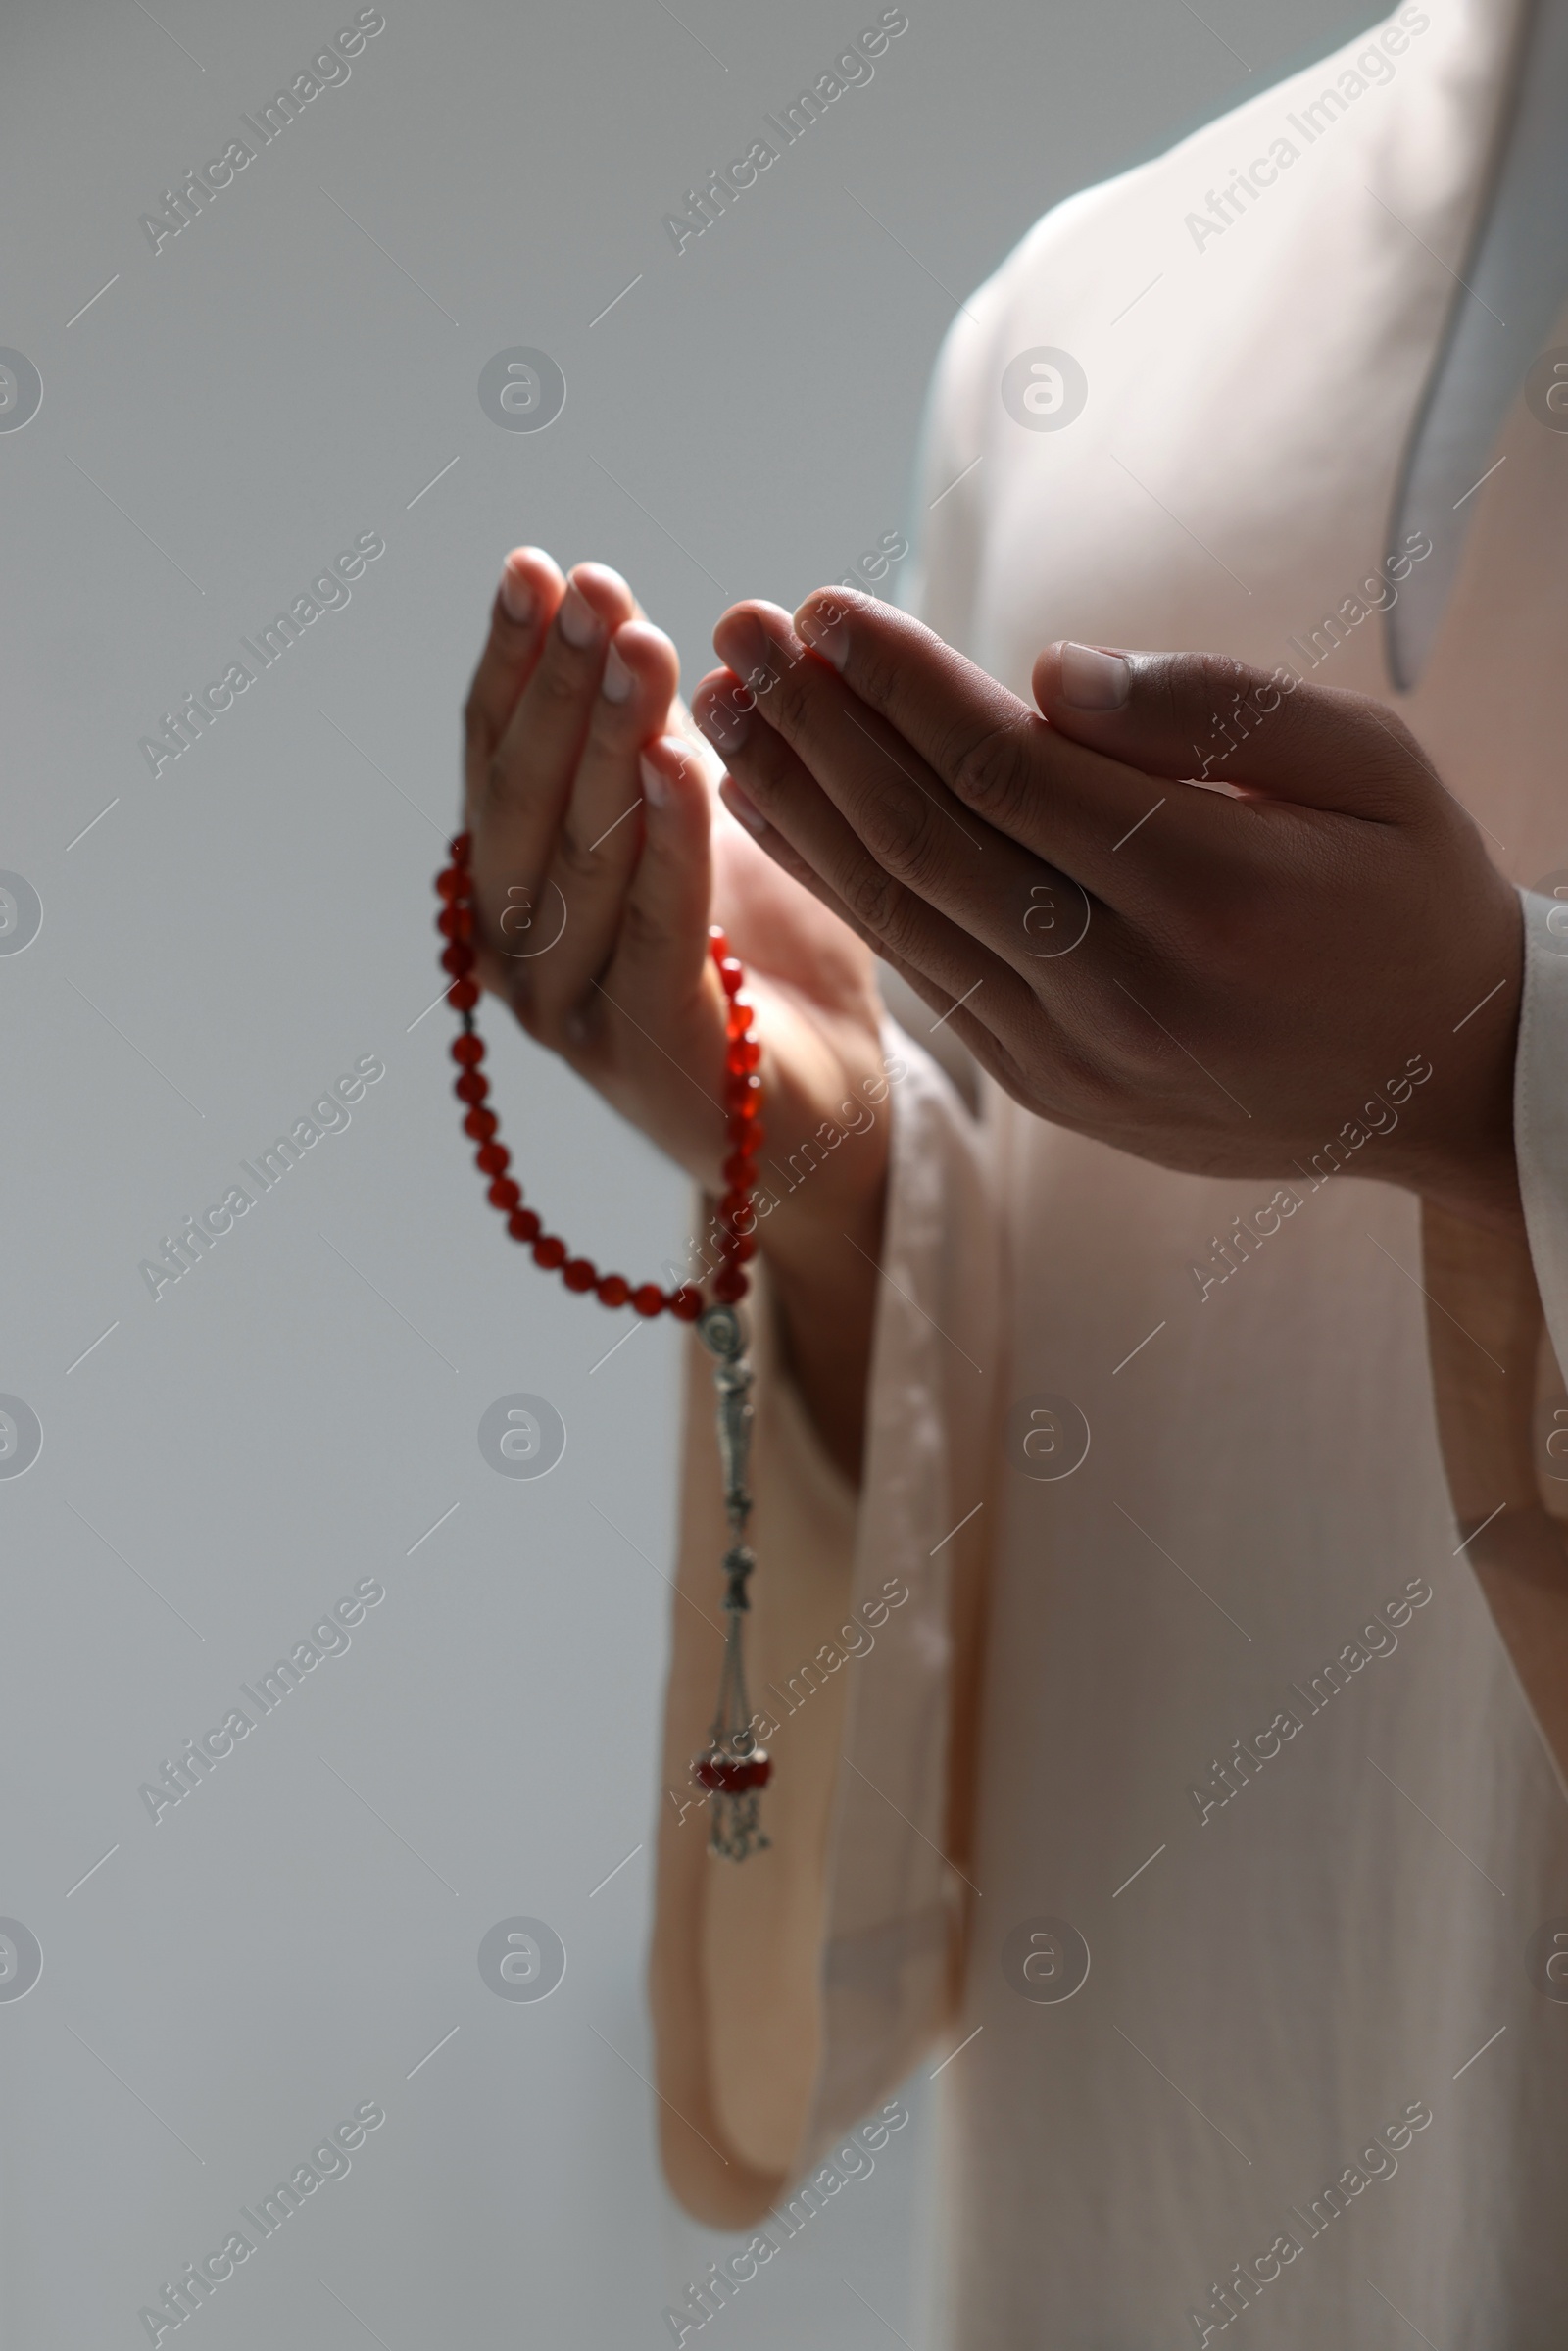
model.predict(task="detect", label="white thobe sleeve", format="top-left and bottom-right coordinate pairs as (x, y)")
top-left (648, 1024), bottom-right (1001, 2227)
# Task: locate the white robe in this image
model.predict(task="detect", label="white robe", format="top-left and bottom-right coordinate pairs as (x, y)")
top-left (652, 2), bottom-right (1568, 2340)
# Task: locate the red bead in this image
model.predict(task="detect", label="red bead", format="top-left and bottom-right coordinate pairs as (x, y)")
top-left (445, 911), bottom-right (760, 1316)
top-left (436, 866), bottom-right (465, 901)
top-left (693, 1749), bottom-right (770, 1794)
top-left (449, 830), bottom-right (472, 863)
top-left (709, 925), bottom-right (731, 957)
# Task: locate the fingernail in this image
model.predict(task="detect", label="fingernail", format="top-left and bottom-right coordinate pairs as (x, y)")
top-left (558, 583), bottom-right (601, 649)
top-left (797, 598), bottom-right (849, 668)
top-left (602, 642), bottom-right (634, 704)
top-left (639, 750), bottom-right (670, 809)
top-left (500, 563), bottom-right (535, 624)
top-left (696, 690), bottom-right (753, 754)
top-left (1058, 642), bottom-right (1130, 710)
top-left (721, 778), bottom-right (767, 836)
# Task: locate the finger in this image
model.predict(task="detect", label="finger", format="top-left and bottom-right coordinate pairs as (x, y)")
top-left (462, 546), bottom-right (565, 810)
top-left (598, 733), bottom-right (715, 1049)
top-left (474, 562), bottom-right (636, 972)
top-left (715, 767), bottom-right (1029, 1094)
top-left (1031, 642), bottom-right (1432, 820)
top-left (692, 661), bottom-right (1033, 1031)
top-left (787, 586), bottom-right (1196, 878)
top-left (705, 607), bottom-right (1091, 976)
top-left (527, 621), bottom-right (681, 1030)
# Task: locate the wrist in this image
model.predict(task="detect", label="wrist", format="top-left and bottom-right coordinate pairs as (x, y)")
top-left (757, 1166), bottom-right (887, 1488)
top-left (759, 1155), bottom-right (888, 1284)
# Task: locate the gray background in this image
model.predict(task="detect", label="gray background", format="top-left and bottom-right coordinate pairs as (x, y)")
top-left (0, 0), bottom-right (1380, 2341)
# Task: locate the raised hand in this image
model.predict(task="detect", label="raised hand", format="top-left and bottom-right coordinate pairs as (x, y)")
top-left (691, 592), bottom-right (1525, 1235)
top-left (460, 552), bottom-right (898, 1473)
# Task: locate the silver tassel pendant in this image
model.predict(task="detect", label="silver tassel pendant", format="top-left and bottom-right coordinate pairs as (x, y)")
top-left (691, 1302), bottom-right (770, 1861)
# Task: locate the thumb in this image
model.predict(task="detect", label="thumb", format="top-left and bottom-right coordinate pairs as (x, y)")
top-left (1032, 643), bottom-right (1434, 822)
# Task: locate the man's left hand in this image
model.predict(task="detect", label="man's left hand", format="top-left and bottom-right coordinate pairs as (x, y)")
top-left (691, 590), bottom-right (1525, 1232)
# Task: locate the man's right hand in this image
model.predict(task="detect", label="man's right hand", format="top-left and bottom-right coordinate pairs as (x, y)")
top-left (460, 550), bottom-right (894, 1473)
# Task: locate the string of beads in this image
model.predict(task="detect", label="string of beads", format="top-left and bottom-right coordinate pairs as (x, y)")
top-left (435, 828), bottom-right (760, 1308)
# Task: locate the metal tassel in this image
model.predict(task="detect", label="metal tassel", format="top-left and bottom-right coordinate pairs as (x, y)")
top-left (694, 1301), bottom-right (770, 1860)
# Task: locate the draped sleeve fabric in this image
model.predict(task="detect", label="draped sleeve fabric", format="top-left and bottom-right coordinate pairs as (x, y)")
top-left (649, 1018), bottom-right (1003, 2227)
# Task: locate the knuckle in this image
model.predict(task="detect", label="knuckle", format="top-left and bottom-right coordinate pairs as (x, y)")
top-left (846, 861), bottom-right (901, 936)
top-left (1099, 993), bottom-right (1169, 1079)
top-left (949, 719), bottom-right (1036, 823)
top-left (1154, 652), bottom-right (1239, 736)
top-left (765, 659), bottom-right (815, 738)
top-left (552, 821), bottom-right (603, 888)
top-left (860, 788), bottom-right (935, 881)
top-left (617, 891), bottom-right (676, 960)
top-left (532, 655), bottom-right (586, 714)
top-left (847, 636), bottom-right (907, 717)
top-left (876, 891), bottom-right (932, 966)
